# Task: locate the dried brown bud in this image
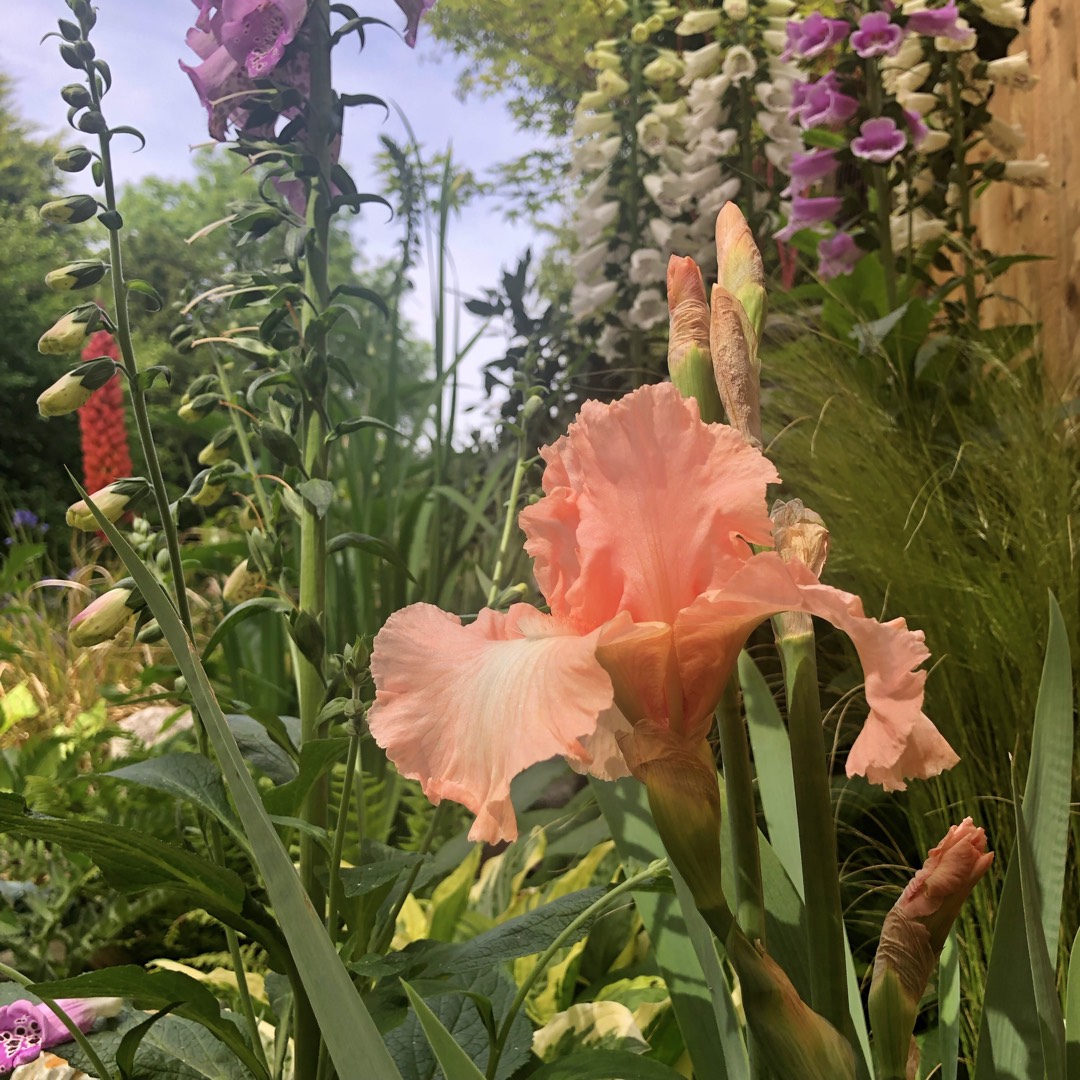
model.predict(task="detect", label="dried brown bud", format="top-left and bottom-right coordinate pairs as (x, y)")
top-left (709, 284), bottom-right (761, 446)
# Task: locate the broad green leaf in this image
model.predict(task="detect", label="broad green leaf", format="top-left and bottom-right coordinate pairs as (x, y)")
top-left (115, 1005), bottom-right (180, 1080)
top-left (1011, 762), bottom-right (1067, 1080)
top-left (226, 713), bottom-right (298, 785)
top-left (1065, 926), bottom-right (1080, 1080)
top-left (738, 651), bottom-right (801, 894)
top-left (976, 594), bottom-right (1074, 1080)
top-left (527, 1049), bottom-right (690, 1079)
top-left (296, 478), bottom-right (334, 519)
top-left (76, 483), bottom-right (404, 1079)
top-left (939, 930), bottom-right (959, 1080)
top-left (261, 737), bottom-right (349, 816)
top-left (104, 752), bottom-right (243, 839)
top-left (592, 777), bottom-right (748, 1080)
top-left (428, 844), bottom-right (483, 942)
top-left (200, 597), bottom-right (292, 661)
top-left (341, 846), bottom-right (430, 897)
top-left (398, 978), bottom-right (492, 1080)
top-left (33, 967), bottom-right (268, 1080)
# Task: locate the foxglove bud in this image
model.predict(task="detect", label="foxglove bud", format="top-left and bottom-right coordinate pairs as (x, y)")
top-left (39, 194), bottom-right (98, 224)
top-left (223, 558), bottom-right (266, 604)
top-left (53, 145), bottom-right (93, 173)
top-left (675, 9), bottom-right (723, 34)
top-left (198, 427), bottom-right (238, 466)
top-left (37, 305), bottom-right (100, 354)
top-left (869, 819), bottom-right (993, 1079)
top-left (177, 392), bottom-right (220, 423)
top-left (60, 83), bottom-right (92, 107)
top-left (188, 466), bottom-right (230, 508)
top-left (45, 260), bottom-right (109, 291)
top-left (37, 358), bottom-right (118, 417)
top-left (181, 373), bottom-right (220, 405)
top-left (136, 618), bottom-right (165, 644)
top-left (66, 477), bottom-right (148, 530)
top-left (666, 256), bottom-right (724, 423)
top-left (69, 585), bottom-right (143, 647)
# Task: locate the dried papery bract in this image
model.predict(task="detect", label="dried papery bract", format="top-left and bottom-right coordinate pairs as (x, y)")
top-left (709, 283), bottom-right (761, 446)
top-left (771, 498), bottom-right (830, 640)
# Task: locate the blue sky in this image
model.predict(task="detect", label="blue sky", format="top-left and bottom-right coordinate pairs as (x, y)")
top-left (2, 1), bottom-right (550, 418)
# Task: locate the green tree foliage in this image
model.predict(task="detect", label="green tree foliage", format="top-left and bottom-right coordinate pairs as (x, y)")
top-left (0, 75), bottom-right (88, 537)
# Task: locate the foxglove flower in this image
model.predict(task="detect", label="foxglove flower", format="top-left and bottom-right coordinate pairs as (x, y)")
top-left (69, 587), bottom-right (142, 647)
top-left (852, 117), bottom-right (908, 163)
top-left (850, 12), bottom-right (904, 58)
top-left (782, 13), bottom-right (850, 61)
top-left (905, 1), bottom-right (968, 39)
top-left (817, 232), bottom-right (861, 280)
top-left (781, 148), bottom-right (840, 197)
top-left (393, 0), bottom-right (436, 48)
top-left (0, 998), bottom-right (121, 1070)
top-left (792, 75), bottom-right (859, 130)
top-left (369, 383), bottom-right (957, 843)
top-left (775, 194), bottom-right (843, 241)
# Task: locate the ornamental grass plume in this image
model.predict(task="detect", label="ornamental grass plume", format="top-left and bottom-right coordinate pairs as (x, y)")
top-left (368, 377), bottom-right (957, 844)
top-left (79, 330), bottom-right (133, 495)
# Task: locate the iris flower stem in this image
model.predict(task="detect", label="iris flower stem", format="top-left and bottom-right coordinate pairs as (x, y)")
top-left (88, 62), bottom-right (270, 1079)
top-left (486, 450), bottom-right (530, 607)
top-left (0, 961), bottom-right (116, 1080)
top-left (294, 2), bottom-right (334, 1077)
top-left (777, 631), bottom-right (852, 1045)
top-left (716, 679), bottom-right (766, 944)
top-left (485, 862), bottom-right (668, 1080)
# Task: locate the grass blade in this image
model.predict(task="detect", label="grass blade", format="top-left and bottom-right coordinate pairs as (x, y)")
top-left (401, 980), bottom-right (487, 1080)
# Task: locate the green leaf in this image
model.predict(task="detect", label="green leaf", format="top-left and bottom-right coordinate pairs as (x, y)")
top-left (0, 791), bottom-right (244, 912)
top-left (33, 967), bottom-right (269, 1080)
top-left (325, 414), bottom-right (403, 443)
top-left (226, 713), bottom-right (299, 785)
top-left (297, 478), bottom-right (334, 519)
top-left (103, 752), bottom-right (243, 839)
top-left (1066, 926), bottom-right (1080, 1080)
top-left (116, 1004), bottom-right (180, 1080)
top-left (262, 738), bottom-right (349, 816)
top-left (341, 847), bottom-right (430, 897)
top-left (591, 777), bottom-right (748, 1080)
top-left (939, 930), bottom-right (960, 1080)
top-left (328, 531), bottom-right (415, 580)
top-left (126, 278), bottom-right (162, 310)
top-left (976, 593), bottom-right (1074, 1080)
top-left (71, 478), bottom-right (405, 1079)
top-left (527, 1050), bottom-right (690, 1079)
top-left (259, 423), bottom-right (304, 469)
top-left (201, 596), bottom-right (293, 661)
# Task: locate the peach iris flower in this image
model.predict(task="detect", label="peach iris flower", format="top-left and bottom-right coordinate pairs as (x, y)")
top-left (369, 383), bottom-right (958, 843)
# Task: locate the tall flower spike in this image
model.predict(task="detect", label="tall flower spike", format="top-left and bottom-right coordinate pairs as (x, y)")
top-left (79, 331), bottom-right (132, 494)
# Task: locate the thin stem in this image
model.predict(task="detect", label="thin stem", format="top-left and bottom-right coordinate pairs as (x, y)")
top-left (486, 453), bottom-right (530, 607)
top-left (90, 66), bottom-right (269, 1074)
top-left (213, 354), bottom-right (273, 525)
top-left (864, 60), bottom-right (899, 311)
top-left (947, 56), bottom-right (979, 324)
top-left (716, 679), bottom-right (766, 944)
top-left (485, 862), bottom-right (668, 1080)
top-left (0, 961), bottom-right (117, 1080)
top-left (326, 725), bottom-right (361, 937)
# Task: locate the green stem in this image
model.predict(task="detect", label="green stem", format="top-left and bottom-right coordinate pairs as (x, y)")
top-left (947, 56), bottom-right (979, 324)
top-left (865, 60), bottom-right (899, 311)
top-left (716, 679), bottom-right (766, 944)
top-left (326, 724), bottom-right (361, 937)
top-left (486, 452), bottom-right (529, 607)
top-left (776, 630), bottom-right (852, 1044)
top-left (212, 354), bottom-right (273, 526)
top-left (485, 862), bottom-right (668, 1080)
top-left (293, 3), bottom-right (334, 1075)
top-left (90, 68), bottom-right (269, 1077)
top-left (0, 961), bottom-right (117, 1080)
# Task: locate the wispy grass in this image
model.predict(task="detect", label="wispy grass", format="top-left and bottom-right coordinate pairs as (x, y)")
top-left (764, 335), bottom-right (1078, 1057)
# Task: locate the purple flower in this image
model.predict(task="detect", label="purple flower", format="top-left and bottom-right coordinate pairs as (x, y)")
top-left (180, 0), bottom-right (311, 140)
top-left (850, 12), bottom-right (904, 58)
top-left (817, 232), bottom-right (862, 280)
top-left (782, 12), bottom-right (850, 60)
top-left (851, 117), bottom-right (908, 163)
top-left (906, 1), bottom-right (967, 39)
top-left (904, 108), bottom-right (929, 149)
top-left (0, 998), bottom-right (119, 1071)
top-left (394, 0), bottom-right (436, 48)
top-left (781, 148), bottom-right (840, 197)
top-left (792, 75), bottom-right (860, 130)
top-left (11, 510), bottom-right (39, 530)
top-left (775, 195), bottom-right (844, 241)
